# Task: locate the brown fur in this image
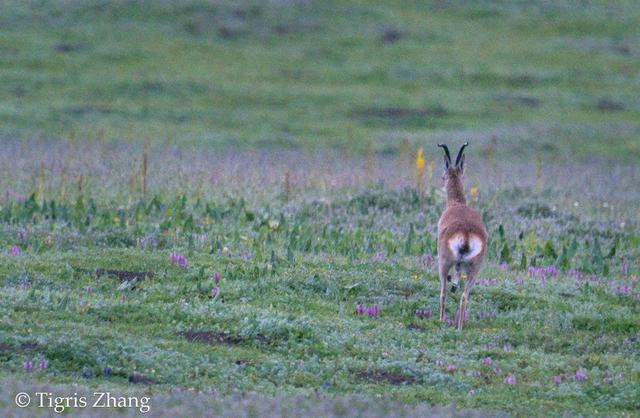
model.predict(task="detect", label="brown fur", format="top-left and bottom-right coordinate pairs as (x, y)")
top-left (437, 164), bottom-right (488, 330)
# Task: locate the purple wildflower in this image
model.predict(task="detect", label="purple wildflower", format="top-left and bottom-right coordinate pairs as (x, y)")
top-left (38, 359), bottom-right (47, 371)
top-left (169, 252), bottom-right (179, 263)
top-left (503, 374), bottom-right (516, 385)
top-left (499, 262), bottom-right (509, 270)
top-left (612, 285), bottom-right (630, 296)
top-left (356, 304), bottom-right (365, 315)
top-left (447, 364), bottom-right (456, 373)
top-left (15, 194), bottom-right (26, 202)
top-left (528, 265), bottom-right (558, 280)
top-left (9, 245), bottom-right (20, 257)
top-left (177, 255), bottom-right (189, 270)
top-left (574, 369), bottom-right (587, 382)
top-left (23, 360), bottom-right (33, 372)
top-left (103, 367), bottom-right (112, 376)
top-left (212, 271), bottom-right (221, 284)
top-left (552, 375), bottom-right (562, 385)
top-left (602, 376), bottom-right (613, 383)
top-left (503, 343), bottom-right (513, 352)
top-left (494, 367), bottom-right (502, 375)
top-left (372, 252), bottom-right (386, 262)
top-left (211, 286), bottom-right (219, 298)
top-left (568, 269), bottom-right (582, 282)
top-left (19, 282), bottom-right (30, 290)
top-left (621, 262), bottom-right (629, 276)
top-left (482, 357), bottom-right (492, 366)
top-left (367, 305), bottom-right (379, 317)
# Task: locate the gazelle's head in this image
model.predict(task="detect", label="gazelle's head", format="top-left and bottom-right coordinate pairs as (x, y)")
top-left (437, 142), bottom-right (468, 179)
top-left (437, 142), bottom-right (469, 204)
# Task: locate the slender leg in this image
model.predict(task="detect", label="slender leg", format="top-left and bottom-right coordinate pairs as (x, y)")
top-left (457, 264), bottom-right (480, 331)
top-left (438, 259), bottom-right (451, 322)
top-left (456, 286), bottom-right (469, 331)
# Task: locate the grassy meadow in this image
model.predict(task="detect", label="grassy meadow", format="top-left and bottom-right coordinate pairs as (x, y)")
top-left (1, 1), bottom-right (639, 416)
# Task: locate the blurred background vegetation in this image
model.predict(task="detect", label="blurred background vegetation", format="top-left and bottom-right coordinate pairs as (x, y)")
top-left (1, 0), bottom-right (639, 161)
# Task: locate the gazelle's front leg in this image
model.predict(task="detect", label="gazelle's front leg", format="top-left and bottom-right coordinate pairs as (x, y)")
top-left (438, 260), bottom-right (451, 322)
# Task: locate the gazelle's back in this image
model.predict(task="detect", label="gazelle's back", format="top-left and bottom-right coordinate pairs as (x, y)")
top-left (438, 204), bottom-right (486, 241)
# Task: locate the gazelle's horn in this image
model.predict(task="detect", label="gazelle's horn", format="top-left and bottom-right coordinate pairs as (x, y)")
top-left (437, 144), bottom-right (451, 164)
top-left (455, 142), bottom-right (469, 166)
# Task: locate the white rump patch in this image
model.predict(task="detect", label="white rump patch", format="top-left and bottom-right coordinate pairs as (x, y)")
top-left (448, 233), bottom-right (483, 261)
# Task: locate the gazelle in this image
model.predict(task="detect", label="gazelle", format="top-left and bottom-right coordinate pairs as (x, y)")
top-left (436, 143), bottom-right (487, 330)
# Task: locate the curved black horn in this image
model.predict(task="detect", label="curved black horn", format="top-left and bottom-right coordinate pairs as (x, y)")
top-left (455, 142), bottom-right (469, 166)
top-left (437, 144), bottom-right (451, 163)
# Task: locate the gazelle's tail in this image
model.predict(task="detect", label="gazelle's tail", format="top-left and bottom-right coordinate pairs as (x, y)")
top-left (448, 233), bottom-right (483, 261)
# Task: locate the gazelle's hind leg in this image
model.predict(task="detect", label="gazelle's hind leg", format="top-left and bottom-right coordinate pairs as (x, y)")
top-left (438, 259), bottom-right (452, 322)
top-left (456, 263), bottom-right (480, 331)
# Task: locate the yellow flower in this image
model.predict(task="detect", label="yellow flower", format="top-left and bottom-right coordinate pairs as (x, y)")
top-left (416, 147), bottom-right (425, 194)
top-left (416, 147), bottom-right (425, 172)
top-left (470, 186), bottom-right (479, 202)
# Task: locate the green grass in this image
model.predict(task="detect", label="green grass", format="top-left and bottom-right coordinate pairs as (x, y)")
top-left (0, 0), bottom-right (639, 158)
top-left (1, 185), bottom-right (638, 416)
top-left (1, 1), bottom-right (640, 416)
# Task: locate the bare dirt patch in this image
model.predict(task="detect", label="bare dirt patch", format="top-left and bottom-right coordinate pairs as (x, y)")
top-left (54, 43), bottom-right (84, 53)
top-left (494, 94), bottom-right (541, 108)
top-left (128, 372), bottom-right (157, 385)
top-left (66, 106), bottom-right (113, 116)
top-left (0, 342), bottom-right (39, 354)
top-left (355, 369), bottom-right (416, 385)
top-left (177, 330), bottom-right (268, 346)
top-left (597, 98), bottom-right (624, 112)
top-left (406, 323), bottom-right (425, 331)
top-left (351, 107), bottom-right (447, 126)
top-left (381, 28), bottom-right (403, 44)
top-left (94, 269), bottom-right (154, 281)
